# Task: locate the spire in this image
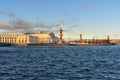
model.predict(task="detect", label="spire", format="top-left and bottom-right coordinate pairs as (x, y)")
top-left (107, 35), bottom-right (110, 43)
top-left (93, 36), bottom-right (95, 43)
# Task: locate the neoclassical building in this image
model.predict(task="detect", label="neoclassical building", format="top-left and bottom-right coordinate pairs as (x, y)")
top-left (0, 34), bottom-right (30, 44)
top-left (0, 32), bottom-right (58, 44)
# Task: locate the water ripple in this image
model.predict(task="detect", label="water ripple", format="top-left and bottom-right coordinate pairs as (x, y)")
top-left (0, 46), bottom-right (120, 80)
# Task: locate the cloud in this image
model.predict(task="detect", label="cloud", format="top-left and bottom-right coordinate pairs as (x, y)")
top-left (0, 21), bottom-right (10, 28)
top-left (0, 18), bottom-right (61, 33)
top-left (0, 11), bottom-right (16, 18)
top-left (7, 11), bottom-right (16, 17)
top-left (81, 4), bottom-right (89, 10)
top-left (0, 11), bottom-right (3, 14)
top-left (0, 10), bottom-right (62, 33)
top-left (0, 10), bottom-right (80, 34)
top-left (69, 24), bottom-right (79, 28)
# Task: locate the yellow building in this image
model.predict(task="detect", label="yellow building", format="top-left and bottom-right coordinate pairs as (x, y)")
top-left (0, 32), bottom-right (58, 44)
top-left (0, 34), bottom-right (30, 44)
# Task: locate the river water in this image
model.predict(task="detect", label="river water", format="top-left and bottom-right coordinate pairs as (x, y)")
top-left (0, 46), bottom-right (120, 80)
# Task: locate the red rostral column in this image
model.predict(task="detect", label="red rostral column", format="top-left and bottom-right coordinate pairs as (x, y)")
top-left (59, 25), bottom-right (63, 44)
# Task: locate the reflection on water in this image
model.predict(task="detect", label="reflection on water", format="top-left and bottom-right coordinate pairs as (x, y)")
top-left (0, 46), bottom-right (120, 80)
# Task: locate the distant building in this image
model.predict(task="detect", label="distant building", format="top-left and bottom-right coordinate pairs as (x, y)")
top-left (80, 33), bottom-right (82, 43)
top-left (0, 32), bottom-right (58, 44)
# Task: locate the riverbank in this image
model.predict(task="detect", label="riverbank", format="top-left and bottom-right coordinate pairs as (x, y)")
top-left (0, 43), bottom-right (115, 47)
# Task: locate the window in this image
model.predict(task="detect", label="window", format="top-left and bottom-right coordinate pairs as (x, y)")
top-left (19, 40), bottom-right (21, 43)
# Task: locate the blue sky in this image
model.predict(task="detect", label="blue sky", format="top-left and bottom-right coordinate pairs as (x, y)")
top-left (0, 0), bottom-right (120, 39)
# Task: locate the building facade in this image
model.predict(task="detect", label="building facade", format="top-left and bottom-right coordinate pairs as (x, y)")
top-left (0, 34), bottom-right (29, 44)
top-left (25, 32), bottom-right (58, 43)
top-left (0, 32), bottom-right (58, 44)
